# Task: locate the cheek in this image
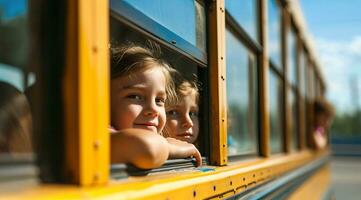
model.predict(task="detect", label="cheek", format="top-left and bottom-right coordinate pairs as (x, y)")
top-left (157, 109), bottom-right (166, 130)
top-left (165, 119), bottom-right (179, 137)
top-left (166, 119), bottom-right (179, 130)
top-left (192, 119), bottom-right (200, 135)
top-left (112, 104), bottom-right (142, 129)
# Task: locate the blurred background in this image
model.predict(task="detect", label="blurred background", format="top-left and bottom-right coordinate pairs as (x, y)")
top-left (300, 0), bottom-right (361, 199)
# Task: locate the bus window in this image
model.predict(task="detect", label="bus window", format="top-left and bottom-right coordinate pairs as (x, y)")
top-left (299, 49), bottom-right (307, 98)
top-left (110, 0), bottom-right (207, 175)
top-left (269, 69), bottom-right (284, 153)
top-left (308, 64), bottom-right (316, 100)
top-left (299, 48), bottom-right (307, 148)
top-left (289, 87), bottom-right (299, 150)
top-left (268, 0), bottom-right (282, 71)
top-left (287, 25), bottom-right (299, 150)
top-left (110, 0), bottom-right (206, 63)
top-left (226, 0), bottom-right (259, 43)
top-left (225, 28), bottom-right (258, 157)
top-left (287, 26), bottom-right (297, 86)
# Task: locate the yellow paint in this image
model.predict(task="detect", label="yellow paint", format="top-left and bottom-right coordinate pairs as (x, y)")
top-left (259, 0), bottom-right (271, 157)
top-left (2, 150), bottom-right (330, 200)
top-left (208, 0), bottom-right (228, 166)
top-left (64, 0), bottom-right (109, 185)
top-left (288, 164), bottom-right (331, 200)
top-left (80, 0), bottom-right (109, 185)
top-left (78, 0), bottom-right (109, 186)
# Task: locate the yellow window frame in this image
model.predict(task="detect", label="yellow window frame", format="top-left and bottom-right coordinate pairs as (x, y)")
top-left (64, 0), bottom-right (109, 186)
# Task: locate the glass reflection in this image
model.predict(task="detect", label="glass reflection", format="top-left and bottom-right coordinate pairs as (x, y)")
top-left (308, 66), bottom-right (315, 99)
top-left (299, 50), bottom-right (307, 97)
top-left (0, 82), bottom-right (32, 153)
top-left (287, 27), bottom-right (297, 85)
top-left (226, 29), bottom-right (258, 156)
top-left (123, 0), bottom-right (206, 52)
top-left (268, 0), bottom-right (282, 69)
top-left (269, 70), bottom-right (283, 153)
top-left (289, 89), bottom-right (299, 150)
top-left (0, 0), bottom-right (33, 156)
top-left (226, 0), bottom-right (258, 42)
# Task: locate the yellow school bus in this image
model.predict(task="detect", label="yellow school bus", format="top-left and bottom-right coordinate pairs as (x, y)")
top-left (0, 0), bottom-right (331, 199)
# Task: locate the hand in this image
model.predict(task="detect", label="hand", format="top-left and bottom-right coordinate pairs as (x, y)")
top-left (109, 125), bottom-right (118, 134)
top-left (166, 137), bottom-right (202, 167)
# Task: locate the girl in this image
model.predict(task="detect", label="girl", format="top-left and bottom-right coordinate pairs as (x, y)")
top-left (164, 71), bottom-right (200, 144)
top-left (110, 43), bottom-right (201, 169)
top-left (312, 98), bottom-right (334, 150)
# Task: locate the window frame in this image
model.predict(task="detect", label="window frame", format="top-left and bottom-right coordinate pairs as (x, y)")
top-left (63, 0), bottom-right (110, 185)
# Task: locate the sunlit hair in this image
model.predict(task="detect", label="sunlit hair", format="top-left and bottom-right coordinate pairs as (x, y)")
top-left (0, 82), bottom-right (33, 153)
top-left (165, 70), bottom-right (199, 107)
top-left (110, 42), bottom-right (177, 106)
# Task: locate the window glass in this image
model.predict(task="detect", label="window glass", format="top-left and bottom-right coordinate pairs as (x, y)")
top-left (289, 88), bottom-right (299, 150)
top-left (269, 69), bottom-right (283, 153)
top-left (122, 0), bottom-right (206, 52)
top-left (225, 0), bottom-right (258, 42)
top-left (308, 66), bottom-right (315, 100)
top-left (0, 0), bottom-right (33, 157)
top-left (226, 29), bottom-right (258, 156)
top-left (268, 0), bottom-right (281, 69)
top-left (315, 78), bottom-right (322, 98)
top-left (287, 27), bottom-right (297, 86)
top-left (299, 49), bottom-right (306, 97)
top-left (299, 50), bottom-right (307, 143)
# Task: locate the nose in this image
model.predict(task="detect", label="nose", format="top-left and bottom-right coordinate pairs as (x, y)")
top-left (182, 114), bottom-right (193, 129)
top-left (143, 99), bottom-right (159, 117)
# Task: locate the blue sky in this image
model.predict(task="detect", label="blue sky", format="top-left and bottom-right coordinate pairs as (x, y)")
top-left (300, 0), bottom-right (361, 114)
top-left (0, 0), bottom-right (26, 21)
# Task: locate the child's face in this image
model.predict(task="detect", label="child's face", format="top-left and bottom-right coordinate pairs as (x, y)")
top-left (165, 92), bottom-right (199, 144)
top-left (111, 68), bottom-right (167, 134)
top-left (316, 112), bottom-right (332, 128)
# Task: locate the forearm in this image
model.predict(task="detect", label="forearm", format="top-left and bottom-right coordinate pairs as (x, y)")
top-left (111, 129), bottom-right (169, 169)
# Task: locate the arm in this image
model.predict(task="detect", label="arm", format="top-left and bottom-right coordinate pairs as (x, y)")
top-left (166, 137), bottom-right (202, 167)
top-left (313, 127), bottom-right (327, 150)
top-left (111, 129), bottom-right (169, 169)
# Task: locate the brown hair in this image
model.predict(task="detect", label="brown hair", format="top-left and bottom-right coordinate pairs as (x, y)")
top-left (314, 98), bottom-right (335, 118)
top-left (0, 82), bottom-right (33, 153)
top-left (110, 42), bottom-right (176, 104)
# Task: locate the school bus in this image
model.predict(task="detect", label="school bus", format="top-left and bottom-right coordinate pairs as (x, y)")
top-left (0, 0), bottom-right (331, 199)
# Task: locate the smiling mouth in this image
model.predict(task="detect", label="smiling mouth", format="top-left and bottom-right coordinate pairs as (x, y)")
top-left (134, 123), bottom-right (158, 131)
top-left (134, 122), bottom-right (157, 126)
top-left (177, 133), bottom-right (193, 138)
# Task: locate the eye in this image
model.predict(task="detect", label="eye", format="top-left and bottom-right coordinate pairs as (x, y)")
top-left (126, 94), bottom-right (142, 100)
top-left (155, 97), bottom-right (165, 106)
top-left (189, 111), bottom-right (198, 118)
top-left (167, 110), bottom-right (179, 117)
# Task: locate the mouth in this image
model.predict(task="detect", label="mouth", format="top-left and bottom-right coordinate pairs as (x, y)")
top-left (134, 122), bottom-right (158, 132)
top-left (177, 132), bottom-right (193, 139)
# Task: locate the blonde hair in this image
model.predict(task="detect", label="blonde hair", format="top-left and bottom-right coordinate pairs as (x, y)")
top-left (165, 70), bottom-right (199, 107)
top-left (110, 42), bottom-right (177, 105)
